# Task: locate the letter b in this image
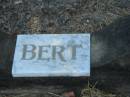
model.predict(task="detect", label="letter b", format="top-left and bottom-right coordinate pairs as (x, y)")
top-left (21, 44), bottom-right (36, 60)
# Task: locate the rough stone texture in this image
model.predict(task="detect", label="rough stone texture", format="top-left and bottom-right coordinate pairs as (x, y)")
top-left (0, 0), bottom-right (129, 35)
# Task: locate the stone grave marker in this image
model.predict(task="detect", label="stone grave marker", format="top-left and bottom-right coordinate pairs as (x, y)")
top-left (12, 34), bottom-right (90, 77)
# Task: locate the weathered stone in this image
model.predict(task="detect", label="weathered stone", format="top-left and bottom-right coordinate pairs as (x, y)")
top-left (12, 34), bottom-right (90, 77)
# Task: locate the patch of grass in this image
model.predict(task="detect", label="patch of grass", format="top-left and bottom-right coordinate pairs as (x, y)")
top-left (80, 82), bottom-right (121, 97)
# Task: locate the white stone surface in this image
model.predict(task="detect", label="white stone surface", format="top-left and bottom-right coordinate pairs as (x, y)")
top-left (12, 34), bottom-right (90, 77)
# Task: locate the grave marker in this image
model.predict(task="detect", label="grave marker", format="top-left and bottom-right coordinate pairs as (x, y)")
top-left (12, 34), bottom-right (90, 77)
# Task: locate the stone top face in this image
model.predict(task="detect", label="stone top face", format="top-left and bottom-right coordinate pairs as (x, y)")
top-left (12, 34), bottom-right (90, 77)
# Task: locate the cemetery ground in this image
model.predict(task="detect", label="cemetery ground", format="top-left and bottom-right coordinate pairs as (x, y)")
top-left (1, 63), bottom-right (130, 97)
top-left (0, 0), bottom-right (130, 97)
top-left (0, 78), bottom-right (124, 97)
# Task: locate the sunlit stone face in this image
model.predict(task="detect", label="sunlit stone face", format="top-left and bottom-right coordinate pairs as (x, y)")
top-left (12, 34), bottom-right (90, 77)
